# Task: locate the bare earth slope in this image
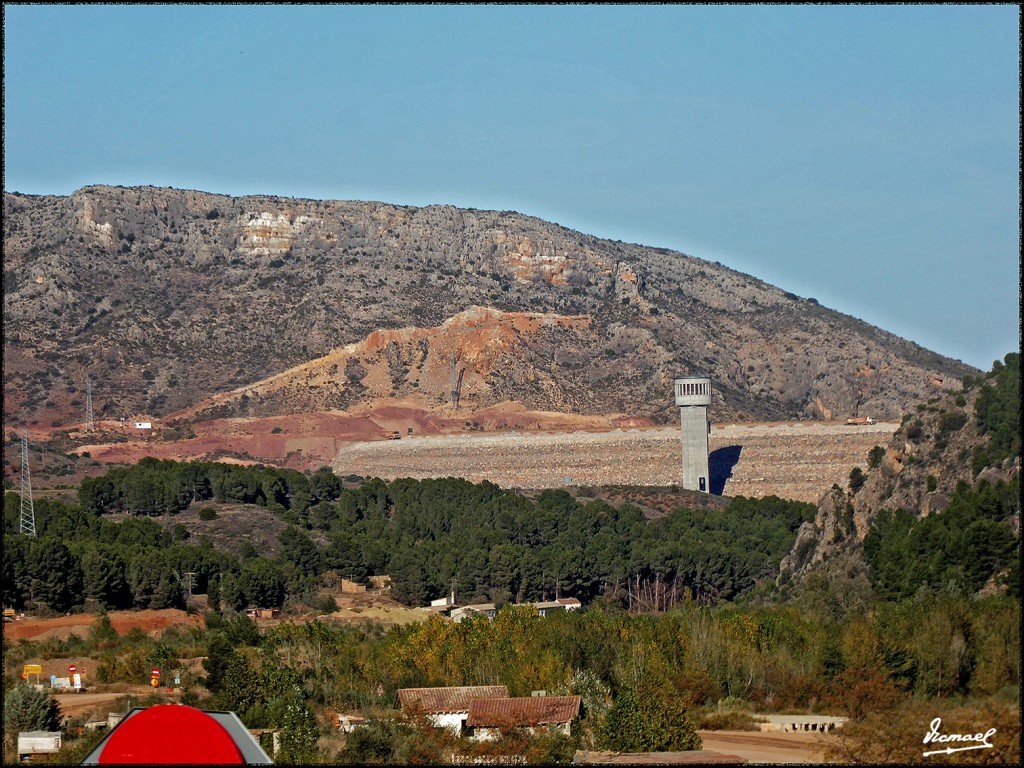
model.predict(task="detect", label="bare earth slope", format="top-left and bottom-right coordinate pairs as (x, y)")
top-left (4, 185), bottom-right (971, 430)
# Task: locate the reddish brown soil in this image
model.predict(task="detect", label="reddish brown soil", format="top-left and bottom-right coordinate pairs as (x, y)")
top-left (2, 609), bottom-right (202, 642)
top-left (65, 400), bottom-right (628, 472)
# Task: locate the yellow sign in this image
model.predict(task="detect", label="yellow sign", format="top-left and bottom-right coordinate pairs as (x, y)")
top-left (3, 608), bottom-right (15, 617)
top-left (23, 664), bottom-right (42, 676)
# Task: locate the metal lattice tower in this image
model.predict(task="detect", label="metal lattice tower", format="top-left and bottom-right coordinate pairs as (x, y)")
top-left (450, 352), bottom-right (459, 408)
top-left (20, 433), bottom-right (36, 537)
top-left (85, 377), bottom-right (95, 432)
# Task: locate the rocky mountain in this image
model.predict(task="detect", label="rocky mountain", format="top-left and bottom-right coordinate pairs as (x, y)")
top-left (3, 185), bottom-right (973, 429)
top-left (778, 354), bottom-right (1020, 602)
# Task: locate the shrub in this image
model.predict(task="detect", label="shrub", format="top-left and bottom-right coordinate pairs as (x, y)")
top-left (342, 719), bottom-right (413, 764)
top-left (601, 679), bottom-right (701, 752)
top-left (198, 507), bottom-right (218, 521)
top-left (867, 446), bottom-right (886, 469)
top-left (697, 710), bottom-right (765, 731)
top-left (316, 593), bottom-right (338, 614)
top-left (849, 467), bottom-right (866, 493)
top-left (937, 411), bottom-right (968, 435)
top-left (4, 684), bottom-right (62, 735)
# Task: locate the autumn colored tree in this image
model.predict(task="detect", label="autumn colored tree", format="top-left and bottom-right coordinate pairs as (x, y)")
top-left (601, 675), bottom-right (701, 752)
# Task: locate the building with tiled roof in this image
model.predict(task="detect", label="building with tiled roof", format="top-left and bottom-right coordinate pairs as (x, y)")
top-left (465, 695), bottom-right (582, 740)
top-left (398, 686), bottom-right (509, 735)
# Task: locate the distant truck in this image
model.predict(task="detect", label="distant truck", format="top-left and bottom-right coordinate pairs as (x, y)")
top-left (388, 431), bottom-right (401, 440)
top-left (846, 417), bottom-right (877, 425)
top-left (18, 731), bottom-right (62, 759)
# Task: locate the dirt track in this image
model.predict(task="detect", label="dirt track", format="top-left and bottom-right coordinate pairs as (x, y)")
top-left (333, 422), bottom-right (898, 503)
top-left (697, 730), bottom-right (831, 763)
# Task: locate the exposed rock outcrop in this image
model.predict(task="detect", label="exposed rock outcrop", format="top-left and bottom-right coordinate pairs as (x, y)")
top-left (3, 185), bottom-right (973, 428)
top-left (778, 379), bottom-right (1021, 589)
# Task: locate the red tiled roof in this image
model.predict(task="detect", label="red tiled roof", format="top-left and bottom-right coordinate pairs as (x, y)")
top-left (466, 696), bottom-right (582, 727)
top-left (398, 686), bottom-right (509, 715)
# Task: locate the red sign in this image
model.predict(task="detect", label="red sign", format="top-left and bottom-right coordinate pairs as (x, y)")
top-left (69, 665), bottom-right (77, 674)
top-left (151, 669), bottom-right (160, 677)
top-left (97, 705), bottom-right (244, 764)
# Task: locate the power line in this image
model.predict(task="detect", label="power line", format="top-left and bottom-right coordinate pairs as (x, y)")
top-left (85, 376), bottom-right (95, 432)
top-left (20, 432), bottom-right (36, 537)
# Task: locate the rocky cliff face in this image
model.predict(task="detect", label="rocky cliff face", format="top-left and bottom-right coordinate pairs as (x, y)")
top-left (3, 185), bottom-right (972, 428)
top-left (778, 379), bottom-right (1021, 589)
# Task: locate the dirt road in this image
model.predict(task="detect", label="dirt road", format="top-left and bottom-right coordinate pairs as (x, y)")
top-left (697, 730), bottom-right (831, 763)
top-left (55, 688), bottom-right (160, 717)
top-left (333, 421), bottom-right (898, 503)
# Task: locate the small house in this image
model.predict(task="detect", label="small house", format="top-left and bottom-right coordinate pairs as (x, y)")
top-left (245, 607), bottom-right (280, 619)
top-left (18, 732), bottom-right (61, 760)
top-left (369, 575), bottom-right (392, 591)
top-left (531, 601), bottom-right (563, 617)
top-left (465, 695), bottom-right (582, 741)
top-left (451, 603), bottom-right (497, 623)
top-left (336, 714), bottom-right (369, 733)
top-left (398, 686), bottom-right (509, 736)
top-left (341, 579), bottom-right (366, 594)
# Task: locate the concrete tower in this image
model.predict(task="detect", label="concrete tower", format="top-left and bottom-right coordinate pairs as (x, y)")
top-left (674, 375), bottom-right (712, 493)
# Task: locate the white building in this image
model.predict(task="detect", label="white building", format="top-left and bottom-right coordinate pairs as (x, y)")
top-left (398, 686), bottom-right (509, 736)
top-left (465, 696), bottom-right (581, 741)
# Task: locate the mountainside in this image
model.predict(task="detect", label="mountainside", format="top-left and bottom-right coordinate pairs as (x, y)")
top-left (778, 354), bottom-right (1021, 601)
top-left (3, 185), bottom-right (973, 428)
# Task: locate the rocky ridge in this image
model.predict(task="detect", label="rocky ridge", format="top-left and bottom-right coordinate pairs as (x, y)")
top-left (3, 185), bottom-right (973, 428)
top-left (778, 373), bottom-right (1021, 591)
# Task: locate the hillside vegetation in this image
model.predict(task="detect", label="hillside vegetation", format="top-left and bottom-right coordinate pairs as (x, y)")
top-left (2, 356), bottom-right (1019, 765)
top-left (5, 466), bottom-right (814, 614)
top-left (780, 353), bottom-right (1021, 609)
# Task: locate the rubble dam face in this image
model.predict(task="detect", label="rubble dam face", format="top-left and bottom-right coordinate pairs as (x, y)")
top-left (332, 421), bottom-right (899, 504)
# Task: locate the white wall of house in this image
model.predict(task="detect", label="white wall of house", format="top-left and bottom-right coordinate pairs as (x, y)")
top-left (471, 723), bottom-right (571, 742)
top-left (426, 713), bottom-right (467, 735)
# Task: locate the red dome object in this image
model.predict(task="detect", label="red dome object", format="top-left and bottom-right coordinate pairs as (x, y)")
top-left (98, 705), bottom-right (245, 764)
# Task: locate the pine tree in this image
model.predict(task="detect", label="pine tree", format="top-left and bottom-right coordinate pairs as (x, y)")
top-left (3, 684), bottom-right (62, 735)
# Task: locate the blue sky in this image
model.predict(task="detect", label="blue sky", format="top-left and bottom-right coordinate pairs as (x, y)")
top-left (4, 4), bottom-right (1019, 371)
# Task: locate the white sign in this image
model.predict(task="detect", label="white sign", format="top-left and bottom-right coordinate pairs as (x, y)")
top-left (72, 674), bottom-right (82, 689)
top-left (134, 422), bottom-right (152, 429)
top-left (50, 677), bottom-right (71, 688)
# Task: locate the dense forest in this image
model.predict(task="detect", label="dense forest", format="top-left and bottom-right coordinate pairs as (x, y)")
top-left (3, 473), bottom-right (816, 615)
